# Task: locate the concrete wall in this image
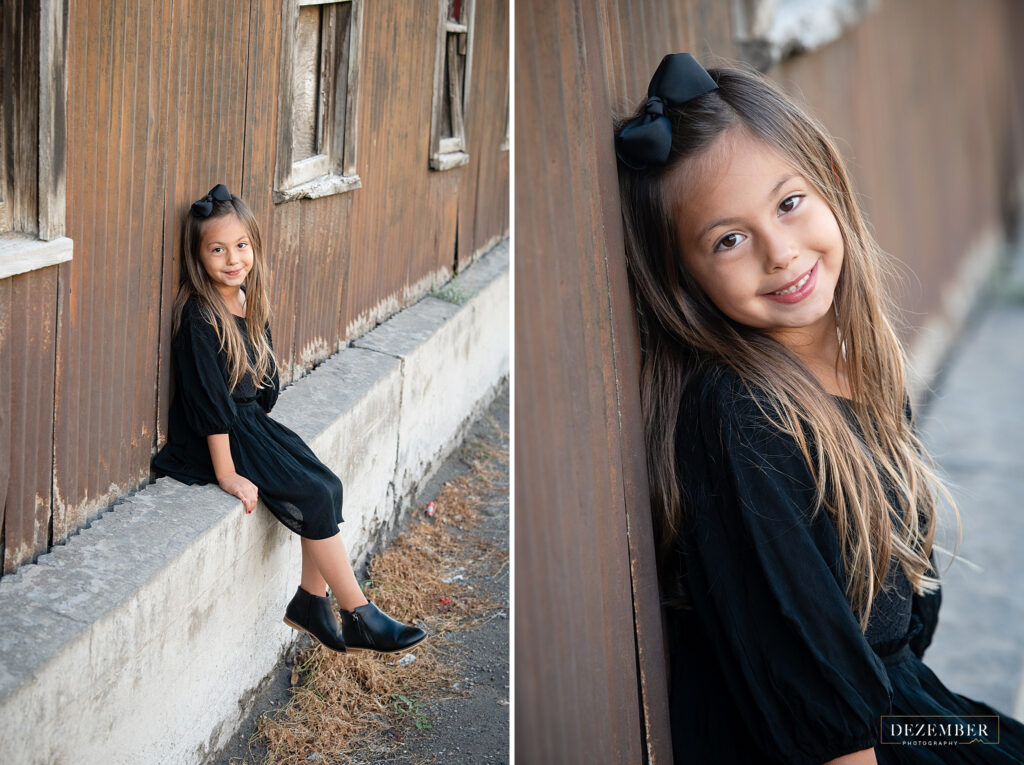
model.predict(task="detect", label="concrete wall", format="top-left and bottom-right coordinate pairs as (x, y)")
top-left (354, 250), bottom-right (511, 510)
top-left (0, 241), bottom-right (508, 765)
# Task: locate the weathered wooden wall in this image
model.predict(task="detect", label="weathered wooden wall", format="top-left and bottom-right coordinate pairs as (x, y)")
top-left (515, 0), bottom-right (1023, 761)
top-left (1, 0), bottom-right (42, 234)
top-left (1, 0), bottom-right (56, 577)
top-left (266, 0), bottom-right (510, 375)
top-left (514, 0), bottom-right (733, 761)
top-left (1, 0), bottom-right (508, 574)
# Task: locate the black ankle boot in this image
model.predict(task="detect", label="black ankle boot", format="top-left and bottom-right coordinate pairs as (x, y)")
top-left (338, 602), bottom-right (426, 653)
top-left (283, 586), bottom-right (347, 652)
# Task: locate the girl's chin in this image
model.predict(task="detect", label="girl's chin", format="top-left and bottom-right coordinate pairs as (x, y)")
top-left (752, 300), bottom-right (836, 331)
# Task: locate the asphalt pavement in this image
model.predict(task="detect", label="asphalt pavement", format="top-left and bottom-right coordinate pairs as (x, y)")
top-left (918, 239), bottom-right (1024, 721)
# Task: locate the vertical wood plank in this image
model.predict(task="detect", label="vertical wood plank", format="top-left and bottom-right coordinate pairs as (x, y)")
top-left (2, 1), bottom-right (41, 235)
top-left (515, 0), bottom-right (653, 760)
top-left (3, 268), bottom-right (57, 573)
top-left (38, 0), bottom-right (68, 241)
top-left (0, 278), bottom-right (10, 571)
top-left (457, 0), bottom-right (508, 268)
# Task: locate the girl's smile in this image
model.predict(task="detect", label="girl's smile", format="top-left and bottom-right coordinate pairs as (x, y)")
top-left (672, 127), bottom-right (844, 353)
top-left (761, 259), bottom-right (818, 303)
top-left (199, 213), bottom-right (254, 303)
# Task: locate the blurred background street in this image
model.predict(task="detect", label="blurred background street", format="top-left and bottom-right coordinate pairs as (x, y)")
top-left (921, 241), bottom-right (1024, 721)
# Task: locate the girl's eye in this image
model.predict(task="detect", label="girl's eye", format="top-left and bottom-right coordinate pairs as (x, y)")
top-left (211, 247), bottom-right (223, 254)
top-left (714, 232), bottom-right (746, 252)
top-left (238, 242), bottom-right (248, 249)
top-left (779, 194), bottom-right (804, 214)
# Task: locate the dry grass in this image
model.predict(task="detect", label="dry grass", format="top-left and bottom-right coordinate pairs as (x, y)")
top-left (245, 419), bottom-right (508, 764)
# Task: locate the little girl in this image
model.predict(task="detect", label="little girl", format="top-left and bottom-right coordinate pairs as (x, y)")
top-left (152, 184), bottom-right (425, 656)
top-left (615, 54), bottom-right (1024, 763)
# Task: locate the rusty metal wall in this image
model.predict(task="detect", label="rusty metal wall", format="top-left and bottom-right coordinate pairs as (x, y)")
top-left (1, 0), bottom-right (509, 574)
top-left (515, 0), bottom-right (1023, 761)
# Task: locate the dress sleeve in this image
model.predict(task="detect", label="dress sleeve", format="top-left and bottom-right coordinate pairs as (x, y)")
top-left (677, 375), bottom-right (892, 763)
top-left (172, 304), bottom-right (237, 436)
top-left (256, 322), bottom-right (280, 414)
top-left (909, 552), bottom-right (942, 659)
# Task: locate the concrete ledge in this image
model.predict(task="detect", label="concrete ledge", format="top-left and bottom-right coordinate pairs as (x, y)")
top-left (355, 243), bottom-right (510, 508)
top-left (271, 346), bottom-right (403, 570)
top-left (0, 239), bottom-right (508, 764)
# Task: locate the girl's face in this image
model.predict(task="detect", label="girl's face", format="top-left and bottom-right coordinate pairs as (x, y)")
top-left (198, 213), bottom-right (254, 301)
top-left (672, 128), bottom-right (844, 352)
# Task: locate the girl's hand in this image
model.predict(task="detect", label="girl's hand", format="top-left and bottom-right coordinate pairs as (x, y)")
top-left (824, 748), bottom-right (877, 765)
top-left (218, 472), bottom-right (259, 514)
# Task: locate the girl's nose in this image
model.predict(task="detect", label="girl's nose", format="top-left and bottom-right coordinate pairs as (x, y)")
top-left (763, 231), bottom-right (798, 271)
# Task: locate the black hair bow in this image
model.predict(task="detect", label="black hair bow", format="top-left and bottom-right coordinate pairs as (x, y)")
top-left (615, 53), bottom-right (718, 171)
top-left (190, 184), bottom-right (232, 217)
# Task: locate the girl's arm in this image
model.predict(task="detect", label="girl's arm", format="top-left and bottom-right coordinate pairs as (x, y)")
top-left (206, 433), bottom-right (258, 513)
top-left (825, 748), bottom-right (877, 764)
top-left (676, 371), bottom-right (890, 760)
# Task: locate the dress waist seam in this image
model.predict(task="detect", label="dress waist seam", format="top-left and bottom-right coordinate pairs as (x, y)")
top-left (873, 641), bottom-right (912, 666)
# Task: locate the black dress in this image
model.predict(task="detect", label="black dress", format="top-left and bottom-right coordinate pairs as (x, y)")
top-left (152, 298), bottom-right (344, 539)
top-left (666, 367), bottom-right (1024, 763)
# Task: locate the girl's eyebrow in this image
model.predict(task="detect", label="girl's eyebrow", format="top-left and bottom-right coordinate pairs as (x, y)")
top-left (207, 235), bottom-right (250, 246)
top-left (697, 172), bottom-right (798, 241)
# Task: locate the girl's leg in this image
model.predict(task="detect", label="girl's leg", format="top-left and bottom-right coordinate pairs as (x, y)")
top-left (300, 533), bottom-right (369, 611)
top-left (299, 538), bottom-right (329, 597)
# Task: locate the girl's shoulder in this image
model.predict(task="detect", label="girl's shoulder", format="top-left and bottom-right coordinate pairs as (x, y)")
top-left (676, 364), bottom-right (811, 481)
top-left (175, 296), bottom-right (222, 345)
top-left (180, 295), bottom-right (209, 323)
top-left (682, 363), bottom-right (776, 435)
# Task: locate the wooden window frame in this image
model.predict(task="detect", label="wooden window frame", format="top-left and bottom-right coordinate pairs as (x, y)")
top-left (429, 0), bottom-right (475, 171)
top-left (274, 0), bottom-right (363, 204)
top-left (0, 0), bottom-right (73, 280)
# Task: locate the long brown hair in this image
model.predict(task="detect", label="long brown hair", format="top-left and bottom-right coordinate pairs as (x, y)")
top-left (617, 65), bottom-right (959, 629)
top-left (173, 192), bottom-right (276, 392)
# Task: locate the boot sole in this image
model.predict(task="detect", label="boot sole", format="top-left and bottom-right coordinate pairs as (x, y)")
top-left (283, 616), bottom-right (347, 652)
top-left (344, 634), bottom-right (427, 654)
